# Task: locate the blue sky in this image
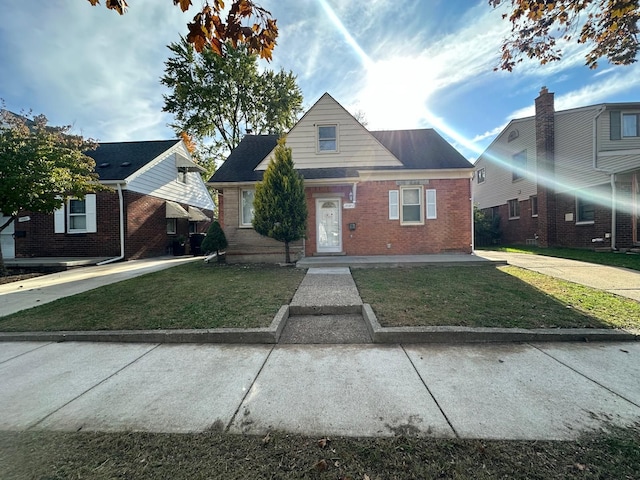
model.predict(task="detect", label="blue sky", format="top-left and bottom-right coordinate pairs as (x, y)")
top-left (1, 0), bottom-right (639, 162)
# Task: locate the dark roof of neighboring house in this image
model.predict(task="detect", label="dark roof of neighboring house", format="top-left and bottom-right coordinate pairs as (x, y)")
top-left (209, 129), bottom-right (472, 183)
top-left (87, 140), bottom-right (180, 181)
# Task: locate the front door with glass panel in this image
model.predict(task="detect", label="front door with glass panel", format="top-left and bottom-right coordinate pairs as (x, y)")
top-left (316, 198), bottom-right (342, 253)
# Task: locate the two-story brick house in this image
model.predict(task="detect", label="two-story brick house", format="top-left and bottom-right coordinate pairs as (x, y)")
top-left (473, 87), bottom-right (640, 250)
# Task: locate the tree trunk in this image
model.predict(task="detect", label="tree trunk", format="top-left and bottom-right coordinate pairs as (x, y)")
top-left (284, 241), bottom-right (290, 264)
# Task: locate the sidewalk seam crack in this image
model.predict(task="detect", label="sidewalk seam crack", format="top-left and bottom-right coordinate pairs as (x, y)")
top-left (26, 343), bottom-right (162, 430)
top-left (530, 343), bottom-right (640, 409)
top-left (225, 345), bottom-right (275, 433)
top-left (401, 345), bottom-right (459, 438)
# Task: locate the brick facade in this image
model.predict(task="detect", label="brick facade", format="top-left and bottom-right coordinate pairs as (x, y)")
top-left (14, 190), bottom-right (213, 260)
top-left (305, 179), bottom-right (472, 256)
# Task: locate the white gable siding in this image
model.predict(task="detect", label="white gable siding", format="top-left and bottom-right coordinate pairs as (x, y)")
top-left (597, 153), bottom-right (640, 173)
top-left (473, 118), bottom-right (537, 209)
top-left (555, 107), bottom-right (609, 193)
top-left (126, 144), bottom-right (214, 210)
top-left (256, 94), bottom-right (401, 170)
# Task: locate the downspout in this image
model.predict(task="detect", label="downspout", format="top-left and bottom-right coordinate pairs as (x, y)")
top-left (592, 106), bottom-right (617, 251)
top-left (470, 192), bottom-right (475, 252)
top-left (97, 182), bottom-right (125, 265)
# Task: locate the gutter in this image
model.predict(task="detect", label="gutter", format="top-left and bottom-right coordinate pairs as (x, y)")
top-left (97, 182), bottom-right (126, 265)
top-left (591, 105), bottom-right (617, 251)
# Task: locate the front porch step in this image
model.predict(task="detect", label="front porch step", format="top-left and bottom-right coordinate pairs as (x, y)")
top-left (278, 314), bottom-right (372, 344)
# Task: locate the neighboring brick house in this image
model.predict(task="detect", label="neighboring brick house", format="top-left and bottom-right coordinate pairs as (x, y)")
top-left (473, 87), bottom-right (640, 250)
top-left (208, 93), bottom-right (474, 263)
top-left (4, 139), bottom-right (214, 262)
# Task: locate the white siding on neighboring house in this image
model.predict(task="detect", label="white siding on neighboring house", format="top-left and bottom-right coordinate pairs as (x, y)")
top-left (255, 93), bottom-right (401, 170)
top-left (555, 107), bottom-right (609, 192)
top-left (126, 144), bottom-right (214, 210)
top-left (0, 215), bottom-right (15, 259)
top-left (473, 118), bottom-right (537, 209)
top-left (597, 153), bottom-right (640, 173)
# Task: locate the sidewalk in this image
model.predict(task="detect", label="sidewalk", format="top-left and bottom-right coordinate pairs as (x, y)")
top-left (1, 340), bottom-right (639, 440)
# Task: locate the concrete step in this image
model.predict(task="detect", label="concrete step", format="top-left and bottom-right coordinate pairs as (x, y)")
top-left (279, 314), bottom-right (372, 344)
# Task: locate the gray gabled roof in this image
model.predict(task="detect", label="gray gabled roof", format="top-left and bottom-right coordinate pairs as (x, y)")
top-left (209, 129), bottom-right (472, 184)
top-left (87, 140), bottom-right (180, 181)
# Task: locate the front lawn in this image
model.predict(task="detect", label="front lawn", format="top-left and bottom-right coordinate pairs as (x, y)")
top-left (2, 426), bottom-right (639, 479)
top-left (0, 263), bottom-right (305, 331)
top-left (352, 265), bottom-right (640, 331)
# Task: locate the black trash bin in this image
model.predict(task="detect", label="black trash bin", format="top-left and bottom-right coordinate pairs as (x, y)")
top-left (189, 233), bottom-right (206, 256)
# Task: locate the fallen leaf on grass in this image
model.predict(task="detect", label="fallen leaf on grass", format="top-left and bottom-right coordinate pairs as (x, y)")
top-left (262, 432), bottom-right (271, 446)
top-left (318, 437), bottom-right (330, 448)
top-left (314, 459), bottom-right (328, 471)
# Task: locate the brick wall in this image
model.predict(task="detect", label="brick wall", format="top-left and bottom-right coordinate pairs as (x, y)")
top-left (14, 190), bottom-right (213, 259)
top-left (496, 198), bottom-right (539, 245)
top-left (305, 179), bottom-right (472, 256)
top-left (535, 86), bottom-right (557, 247)
top-left (15, 191), bottom-right (120, 258)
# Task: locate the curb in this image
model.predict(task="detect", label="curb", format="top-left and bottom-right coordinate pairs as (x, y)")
top-left (362, 304), bottom-right (639, 343)
top-left (1, 304), bottom-right (637, 345)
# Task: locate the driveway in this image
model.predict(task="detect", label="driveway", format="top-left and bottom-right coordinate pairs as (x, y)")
top-left (476, 250), bottom-right (640, 302)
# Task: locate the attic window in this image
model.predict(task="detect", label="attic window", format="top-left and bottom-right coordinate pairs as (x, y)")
top-left (120, 161), bottom-right (131, 167)
top-left (98, 162), bottom-right (110, 168)
top-left (317, 125), bottom-right (337, 152)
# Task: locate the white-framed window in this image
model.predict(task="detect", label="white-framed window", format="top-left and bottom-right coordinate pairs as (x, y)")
top-left (512, 150), bottom-right (527, 181)
top-left (530, 195), bottom-right (538, 217)
top-left (317, 124), bottom-right (338, 152)
top-left (401, 185), bottom-right (424, 225)
top-left (55, 194), bottom-right (97, 234)
top-left (388, 190), bottom-right (399, 220)
top-left (477, 168), bottom-right (486, 184)
top-left (508, 199), bottom-right (520, 219)
top-left (240, 189), bottom-right (255, 226)
top-left (623, 113), bottom-right (640, 137)
top-left (576, 196), bottom-right (595, 223)
top-left (177, 170), bottom-right (187, 183)
top-left (167, 218), bottom-right (177, 234)
top-left (426, 189), bottom-right (437, 219)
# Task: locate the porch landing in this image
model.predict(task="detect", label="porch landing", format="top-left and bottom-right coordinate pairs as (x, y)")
top-left (296, 253), bottom-right (506, 268)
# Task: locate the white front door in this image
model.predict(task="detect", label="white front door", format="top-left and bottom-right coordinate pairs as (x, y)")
top-left (316, 198), bottom-right (342, 253)
top-left (0, 216), bottom-right (15, 259)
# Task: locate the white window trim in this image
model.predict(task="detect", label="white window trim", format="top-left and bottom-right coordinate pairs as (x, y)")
top-left (317, 124), bottom-right (339, 153)
top-left (240, 189), bottom-right (255, 228)
top-left (477, 168), bottom-right (485, 184)
top-left (426, 189), bottom-right (437, 220)
top-left (622, 113), bottom-right (640, 138)
top-left (58, 194), bottom-right (97, 234)
top-left (400, 185), bottom-right (424, 226)
top-left (530, 195), bottom-right (538, 218)
top-left (389, 190), bottom-right (399, 220)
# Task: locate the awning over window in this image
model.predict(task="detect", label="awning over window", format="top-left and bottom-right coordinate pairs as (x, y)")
top-left (175, 154), bottom-right (205, 173)
top-left (166, 201), bottom-right (189, 219)
top-left (188, 206), bottom-right (210, 222)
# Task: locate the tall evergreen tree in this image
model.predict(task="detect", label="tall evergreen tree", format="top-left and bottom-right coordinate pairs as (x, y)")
top-left (253, 139), bottom-right (307, 264)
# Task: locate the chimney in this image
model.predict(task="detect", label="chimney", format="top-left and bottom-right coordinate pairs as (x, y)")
top-left (535, 86), bottom-right (556, 247)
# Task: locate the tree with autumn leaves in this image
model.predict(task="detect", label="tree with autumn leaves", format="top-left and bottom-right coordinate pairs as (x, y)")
top-left (491, 0), bottom-right (639, 70)
top-left (90, 0), bottom-right (638, 71)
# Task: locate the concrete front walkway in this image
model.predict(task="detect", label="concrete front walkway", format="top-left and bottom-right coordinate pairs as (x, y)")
top-left (1, 340), bottom-right (639, 440)
top-left (476, 250), bottom-right (640, 302)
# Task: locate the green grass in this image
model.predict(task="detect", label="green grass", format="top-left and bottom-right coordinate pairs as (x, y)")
top-left (479, 245), bottom-right (640, 271)
top-left (352, 265), bottom-right (640, 330)
top-left (2, 426), bottom-right (639, 479)
top-left (0, 262), bottom-right (305, 331)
